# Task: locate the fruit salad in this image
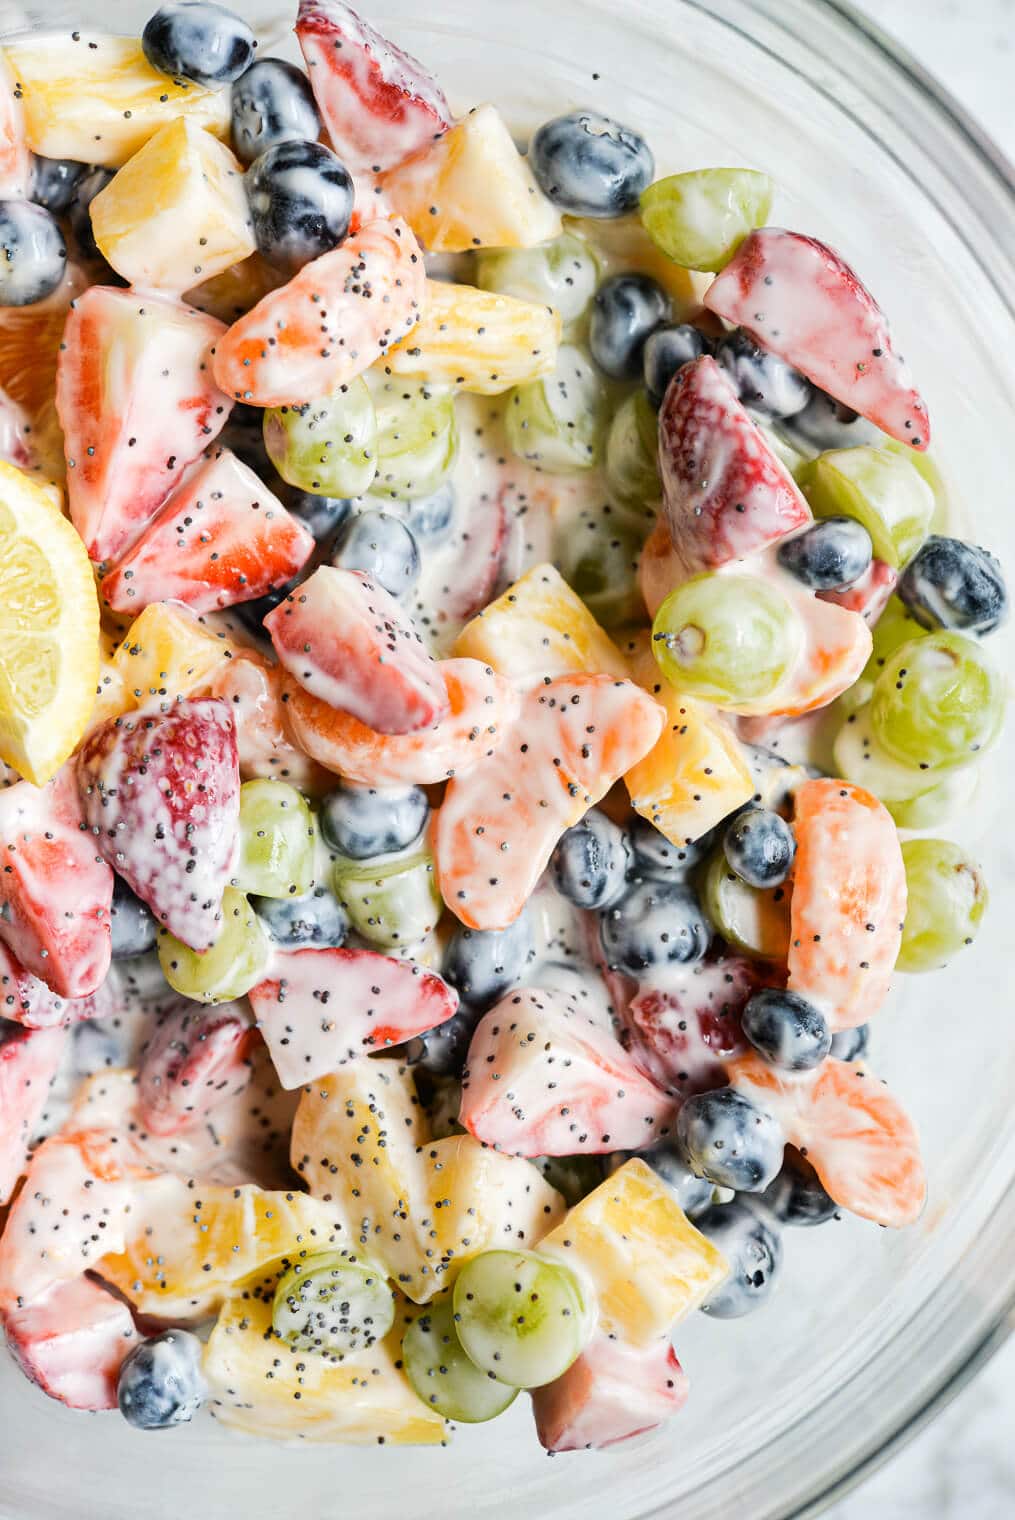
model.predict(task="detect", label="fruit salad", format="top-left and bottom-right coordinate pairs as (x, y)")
top-left (0, 0), bottom-right (1005, 1457)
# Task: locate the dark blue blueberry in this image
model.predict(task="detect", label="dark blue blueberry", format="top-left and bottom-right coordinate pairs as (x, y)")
top-left (589, 273), bottom-right (670, 381)
top-left (722, 807), bottom-right (795, 889)
top-left (414, 1003), bottom-right (483, 1076)
top-left (610, 1145), bottom-right (714, 1218)
top-left (741, 988), bottom-right (830, 1072)
top-left (715, 328), bottom-right (811, 419)
top-left (784, 387), bottom-right (880, 451)
top-left (534, 1154), bottom-right (605, 1207)
top-left (117, 1329), bottom-right (206, 1430)
top-left (219, 412), bottom-right (272, 474)
top-left (251, 883), bottom-right (348, 948)
top-left (230, 58), bottom-right (321, 165)
top-left (696, 1201), bottom-right (782, 1316)
top-left (676, 1085), bottom-right (784, 1191)
top-left (643, 323), bottom-right (713, 407)
top-left (551, 809), bottom-right (629, 909)
top-left (110, 875), bottom-right (157, 960)
top-left (404, 481), bottom-right (456, 543)
top-left (628, 816), bottom-right (715, 880)
top-left (68, 166), bottom-right (115, 262)
top-left (277, 483), bottom-right (355, 544)
top-left (529, 110), bottom-right (654, 218)
top-left (829, 1023), bottom-right (869, 1062)
top-left (328, 508), bottom-right (420, 599)
top-left (232, 577), bottom-right (298, 638)
top-left (142, 2), bottom-right (255, 88)
top-left (443, 911), bottom-right (536, 1010)
top-left (777, 517), bottom-right (874, 592)
top-left (897, 535), bottom-right (1008, 637)
top-left (0, 201), bottom-right (66, 307)
top-left (759, 1151), bottom-right (839, 1227)
top-left (245, 139), bottom-right (354, 273)
top-left (599, 878), bottom-right (710, 976)
top-left (30, 155), bottom-right (88, 216)
top-left (319, 781), bottom-right (428, 860)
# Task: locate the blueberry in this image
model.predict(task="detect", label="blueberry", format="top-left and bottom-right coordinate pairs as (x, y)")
top-left (609, 1145), bottom-right (714, 1218)
top-left (414, 1003), bottom-right (483, 1076)
top-left (759, 1150), bottom-right (838, 1227)
top-left (142, 1), bottom-right (255, 88)
top-left (715, 328), bottom-right (811, 419)
top-left (117, 1329), bottom-right (206, 1430)
top-left (628, 816), bottom-right (715, 880)
top-left (230, 58), bottom-right (321, 166)
top-left (71, 1016), bottom-right (132, 1077)
top-left (529, 110), bottom-right (654, 218)
top-left (829, 1023), bottom-right (869, 1062)
top-left (599, 878), bottom-right (710, 976)
top-left (404, 481), bottom-right (456, 543)
top-left (443, 912), bottom-right (536, 1010)
top-left (251, 883), bottom-right (348, 948)
top-left (777, 516), bottom-right (874, 592)
top-left (696, 1201), bottom-right (782, 1317)
top-left (110, 875), bottom-right (157, 960)
top-left (319, 781), bottom-right (428, 860)
top-left (328, 509), bottom-right (420, 599)
top-left (232, 577), bottom-right (299, 638)
top-left (722, 807), bottom-right (795, 889)
top-left (643, 323), bottom-right (713, 407)
top-left (68, 166), bottom-right (115, 262)
top-left (30, 155), bottom-right (88, 216)
top-left (897, 534), bottom-right (1008, 637)
top-left (245, 140), bottom-right (354, 274)
top-left (277, 484), bottom-right (355, 544)
top-left (218, 409), bottom-right (271, 474)
top-left (534, 1154), bottom-right (605, 1207)
top-left (741, 988), bottom-right (831, 1072)
top-left (676, 1085), bottom-right (784, 1191)
top-left (0, 201), bottom-right (66, 307)
top-left (551, 809), bottom-right (629, 909)
top-left (785, 387), bottom-right (880, 451)
top-left (589, 273), bottom-right (670, 381)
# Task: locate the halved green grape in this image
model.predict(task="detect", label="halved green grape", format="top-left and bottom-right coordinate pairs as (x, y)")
top-left (832, 702), bottom-right (939, 804)
top-left (371, 381), bottom-right (459, 501)
top-left (639, 168), bottom-right (773, 272)
top-left (562, 513), bottom-right (645, 628)
top-left (652, 572), bottom-right (802, 707)
top-left (475, 231), bottom-right (599, 326)
top-left (402, 1293), bottom-right (518, 1423)
top-left (870, 631), bottom-right (1004, 773)
top-left (263, 377), bottom-right (377, 498)
top-left (897, 838), bottom-right (988, 973)
top-left (332, 848), bottom-right (442, 949)
top-left (451, 1249), bottom-right (593, 1390)
top-left (800, 444), bottom-right (934, 568)
top-left (604, 389), bottom-right (659, 518)
top-left (157, 887), bottom-right (270, 1004)
top-left (272, 1250), bottom-right (395, 1355)
top-left (863, 594), bottom-right (929, 683)
top-left (886, 767), bottom-right (977, 829)
top-left (701, 845), bottom-right (790, 961)
top-left (235, 779), bottom-right (316, 900)
top-left (882, 440), bottom-right (950, 533)
top-left (504, 343), bottom-right (607, 474)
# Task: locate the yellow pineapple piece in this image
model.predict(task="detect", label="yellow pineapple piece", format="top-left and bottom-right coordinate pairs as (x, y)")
top-left (385, 279), bottom-right (560, 395)
top-left (4, 35), bottom-right (231, 168)
top-left (90, 118), bottom-right (255, 293)
top-left (453, 562), bottom-right (630, 686)
top-left (538, 1159), bottom-right (728, 1346)
top-left (110, 600), bottom-right (238, 715)
top-left (381, 104), bottom-right (561, 253)
top-left (204, 1291), bottom-right (446, 1444)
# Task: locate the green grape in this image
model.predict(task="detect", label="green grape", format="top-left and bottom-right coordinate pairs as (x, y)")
top-left (451, 1249), bottom-right (592, 1389)
top-left (832, 702), bottom-right (939, 804)
top-left (863, 594), bottom-right (928, 683)
top-left (272, 1250), bottom-right (395, 1355)
top-left (402, 1293), bottom-right (518, 1424)
top-left (604, 389), bottom-right (659, 518)
top-left (897, 838), bottom-right (988, 973)
top-left (562, 513), bottom-right (645, 628)
top-left (475, 231), bottom-right (599, 326)
top-left (886, 767), bottom-right (977, 829)
top-left (504, 343), bottom-right (607, 474)
top-left (800, 444), bottom-right (934, 568)
top-left (652, 573), bottom-right (801, 707)
top-left (639, 168), bottom-right (773, 272)
top-left (757, 421), bottom-right (811, 482)
top-left (333, 848), bottom-right (442, 948)
top-left (532, 1155), bottom-right (604, 1208)
top-left (371, 381), bottom-right (459, 501)
top-left (870, 631), bottom-right (1004, 772)
top-left (882, 440), bottom-right (950, 533)
top-left (263, 377), bottom-right (377, 498)
top-left (235, 779), bottom-right (316, 900)
top-left (701, 846), bottom-right (790, 961)
top-left (157, 887), bottom-right (269, 1004)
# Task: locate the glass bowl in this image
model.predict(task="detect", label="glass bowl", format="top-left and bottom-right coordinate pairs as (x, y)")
top-left (1, 2), bottom-right (1012, 1517)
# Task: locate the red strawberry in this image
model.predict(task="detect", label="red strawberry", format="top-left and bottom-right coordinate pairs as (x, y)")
top-left (3, 1275), bottom-right (141, 1411)
top-left (137, 999), bottom-right (258, 1137)
top-left (55, 287), bottom-right (232, 565)
top-left (212, 217), bottom-right (425, 407)
top-left (296, 0), bottom-right (452, 173)
top-left (101, 449), bottom-right (315, 615)
top-left (532, 1333), bottom-right (689, 1453)
top-left (817, 557), bottom-right (898, 625)
top-left (433, 482), bottom-right (511, 623)
top-left (0, 1024), bottom-right (66, 1203)
top-left (266, 566), bottom-right (449, 735)
top-left (76, 699), bottom-right (240, 953)
top-left (624, 956), bottom-right (760, 1096)
top-left (247, 947), bottom-right (458, 1088)
top-left (704, 229), bottom-right (931, 448)
top-left (0, 942), bottom-right (113, 1030)
top-left (658, 355), bottom-right (811, 574)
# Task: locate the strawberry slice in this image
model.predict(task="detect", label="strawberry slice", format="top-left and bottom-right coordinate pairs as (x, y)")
top-left (0, 1024), bottom-right (66, 1203)
top-left (296, 0), bottom-right (451, 173)
top-left (137, 999), bottom-right (258, 1137)
top-left (0, 942), bottom-right (113, 1030)
top-left (704, 229), bottom-right (931, 449)
top-left (532, 1333), bottom-right (689, 1454)
top-left (209, 652), bottom-right (332, 794)
top-left (658, 355), bottom-right (811, 575)
top-left (433, 674), bottom-right (664, 930)
top-left (101, 449), bottom-right (315, 615)
top-left (266, 566), bottom-right (449, 735)
top-left (0, 52), bottom-right (29, 199)
top-left (248, 947), bottom-right (458, 1089)
top-left (460, 986), bottom-right (678, 1155)
top-left (817, 557), bottom-right (898, 625)
top-left (55, 286), bottom-right (232, 565)
top-left (3, 1275), bottom-right (141, 1411)
top-left (212, 217), bottom-right (425, 407)
top-left (624, 956), bottom-right (760, 1096)
top-left (432, 484), bottom-right (513, 625)
top-left (76, 699), bottom-right (241, 952)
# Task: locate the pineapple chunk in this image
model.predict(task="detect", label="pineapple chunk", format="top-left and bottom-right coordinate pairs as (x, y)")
top-left (385, 279), bottom-right (560, 395)
top-left (90, 119), bottom-right (254, 293)
top-left (538, 1159), bottom-right (728, 1346)
top-left (205, 1291), bottom-right (446, 1444)
top-left (453, 562), bottom-right (630, 686)
top-left (4, 35), bottom-right (231, 168)
top-left (109, 601), bottom-right (238, 716)
top-left (380, 104), bottom-right (561, 253)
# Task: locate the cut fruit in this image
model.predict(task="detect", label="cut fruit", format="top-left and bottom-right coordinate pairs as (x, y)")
top-left (0, 261), bottom-right (83, 483)
top-left (402, 1292), bottom-right (518, 1423)
top-left (702, 846), bottom-right (791, 962)
top-left (800, 445), bottom-right (934, 569)
top-left (272, 1249), bottom-right (395, 1355)
top-left (333, 847), bottom-right (441, 949)
top-left (532, 1332), bottom-right (689, 1453)
top-left (0, 1024), bottom-right (67, 1203)
top-left (0, 50), bottom-right (29, 199)
top-left (109, 600), bottom-right (237, 717)
top-left (3, 1274), bottom-right (141, 1413)
top-left (385, 279), bottom-right (561, 395)
top-left (158, 886), bottom-right (269, 1004)
top-left (137, 998), bottom-right (256, 1138)
top-left (761, 585), bottom-right (872, 719)
top-left (640, 168), bottom-right (773, 272)
top-left (451, 1249), bottom-right (593, 1389)
top-left (210, 651), bottom-right (330, 793)
top-left (817, 557), bottom-right (898, 625)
